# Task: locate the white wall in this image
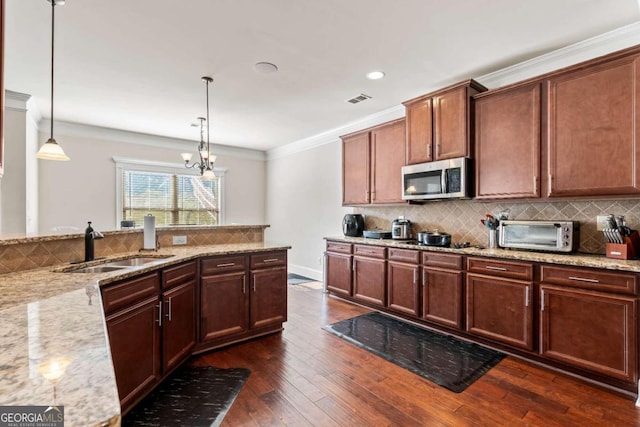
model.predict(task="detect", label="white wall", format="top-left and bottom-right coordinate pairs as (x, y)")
top-left (2, 108), bottom-right (27, 234)
top-left (265, 140), bottom-right (350, 280)
top-left (37, 124), bottom-right (265, 234)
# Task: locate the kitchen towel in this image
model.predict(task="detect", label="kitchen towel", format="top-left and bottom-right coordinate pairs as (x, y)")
top-left (143, 214), bottom-right (156, 250)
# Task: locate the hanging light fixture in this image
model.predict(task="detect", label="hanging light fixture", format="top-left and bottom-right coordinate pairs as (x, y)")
top-left (37, 0), bottom-right (70, 161)
top-left (182, 76), bottom-right (216, 180)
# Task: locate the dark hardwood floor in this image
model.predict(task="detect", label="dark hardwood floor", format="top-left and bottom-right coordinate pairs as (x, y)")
top-left (192, 283), bottom-right (640, 426)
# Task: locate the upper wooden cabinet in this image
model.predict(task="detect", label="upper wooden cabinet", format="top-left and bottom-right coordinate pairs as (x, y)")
top-left (342, 119), bottom-right (406, 205)
top-left (547, 55), bottom-right (640, 197)
top-left (403, 80), bottom-right (486, 165)
top-left (474, 83), bottom-right (541, 199)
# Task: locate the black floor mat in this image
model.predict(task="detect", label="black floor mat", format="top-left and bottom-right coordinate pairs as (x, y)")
top-left (123, 365), bottom-right (250, 426)
top-left (323, 311), bottom-right (505, 393)
top-left (287, 273), bottom-right (315, 285)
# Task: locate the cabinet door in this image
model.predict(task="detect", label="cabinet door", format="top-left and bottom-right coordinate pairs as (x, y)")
top-left (423, 267), bottom-right (463, 329)
top-left (387, 261), bottom-right (420, 316)
top-left (106, 297), bottom-right (161, 412)
top-left (342, 131), bottom-right (370, 205)
top-left (540, 285), bottom-right (637, 383)
top-left (200, 271), bottom-right (249, 342)
top-left (475, 83), bottom-right (541, 199)
top-left (250, 266), bottom-right (287, 329)
top-left (466, 274), bottom-right (533, 350)
top-left (371, 119), bottom-right (406, 204)
top-left (162, 281), bottom-right (196, 373)
top-left (353, 256), bottom-right (386, 306)
top-left (405, 97), bottom-right (433, 164)
top-left (326, 252), bottom-right (352, 296)
top-left (433, 86), bottom-right (469, 160)
top-left (547, 56), bottom-right (640, 197)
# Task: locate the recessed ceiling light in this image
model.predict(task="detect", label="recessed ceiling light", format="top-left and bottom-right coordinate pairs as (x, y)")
top-left (366, 71), bottom-right (385, 80)
top-left (254, 62), bottom-right (279, 74)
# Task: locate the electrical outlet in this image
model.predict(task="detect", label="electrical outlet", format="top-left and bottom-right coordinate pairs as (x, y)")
top-left (596, 215), bottom-right (610, 231)
top-left (172, 235), bottom-right (187, 245)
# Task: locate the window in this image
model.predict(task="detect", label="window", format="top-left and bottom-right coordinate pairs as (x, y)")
top-left (114, 157), bottom-right (225, 228)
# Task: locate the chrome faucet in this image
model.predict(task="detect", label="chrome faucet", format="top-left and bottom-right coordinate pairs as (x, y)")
top-left (85, 221), bottom-right (104, 262)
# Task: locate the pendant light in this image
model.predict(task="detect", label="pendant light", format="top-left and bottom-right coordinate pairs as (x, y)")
top-left (37, 0), bottom-right (70, 161)
top-left (182, 76), bottom-right (216, 180)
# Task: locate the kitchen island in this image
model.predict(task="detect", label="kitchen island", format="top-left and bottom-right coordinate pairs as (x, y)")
top-left (0, 241), bottom-right (290, 427)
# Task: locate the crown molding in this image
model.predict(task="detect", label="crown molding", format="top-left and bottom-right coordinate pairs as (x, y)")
top-left (5, 90), bottom-right (31, 111)
top-left (267, 22), bottom-right (640, 160)
top-left (39, 119), bottom-right (266, 161)
top-left (476, 21), bottom-right (640, 89)
top-left (266, 104), bottom-right (405, 160)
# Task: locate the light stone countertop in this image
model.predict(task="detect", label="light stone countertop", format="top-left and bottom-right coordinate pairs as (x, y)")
top-left (326, 236), bottom-right (640, 273)
top-left (0, 242), bottom-right (291, 427)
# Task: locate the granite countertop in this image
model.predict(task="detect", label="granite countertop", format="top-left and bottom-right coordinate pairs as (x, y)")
top-left (0, 242), bottom-right (290, 427)
top-left (325, 236), bottom-right (640, 273)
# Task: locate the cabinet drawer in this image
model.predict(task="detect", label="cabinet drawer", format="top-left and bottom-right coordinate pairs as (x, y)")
top-left (388, 248), bottom-right (420, 264)
top-left (102, 273), bottom-right (160, 315)
top-left (422, 252), bottom-right (462, 270)
top-left (162, 261), bottom-right (197, 290)
top-left (326, 242), bottom-right (352, 254)
top-left (353, 245), bottom-right (386, 259)
top-left (467, 257), bottom-right (533, 281)
top-left (541, 265), bottom-right (637, 295)
top-left (250, 251), bottom-right (287, 269)
top-left (201, 255), bottom-right (246, 276)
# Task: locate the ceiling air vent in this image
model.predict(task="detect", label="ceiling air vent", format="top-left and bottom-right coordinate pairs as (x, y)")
top-left (347, 93), bottom-right (372, 104)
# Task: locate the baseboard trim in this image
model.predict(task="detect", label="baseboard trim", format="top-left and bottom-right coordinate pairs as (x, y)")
top-left (288, 263), bottom-right (323, 281)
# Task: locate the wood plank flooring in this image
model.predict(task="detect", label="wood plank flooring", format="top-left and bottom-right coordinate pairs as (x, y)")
top-left (191, 284), bottom-right (640, 426)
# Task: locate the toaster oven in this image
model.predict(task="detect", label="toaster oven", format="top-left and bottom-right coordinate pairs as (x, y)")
top-left (498, 220), bottom-right (579, 253)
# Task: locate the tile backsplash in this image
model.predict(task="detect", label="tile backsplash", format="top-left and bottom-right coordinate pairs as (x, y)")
top-left (356, 198), bottom-right (640, 254)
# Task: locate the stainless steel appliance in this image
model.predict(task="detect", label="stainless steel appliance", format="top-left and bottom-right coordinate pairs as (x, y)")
top-left (498, 220), bottom-right (579, 253)
top-left (391, 217), bottom-right (412, 240)
top-left (402, 157), bottom-right (470, 201)
top-left (342, 214), bottom-right (365, 237)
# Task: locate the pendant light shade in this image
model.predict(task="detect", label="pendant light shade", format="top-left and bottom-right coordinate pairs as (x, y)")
top-left (37, 0), bottom-right (69, 161)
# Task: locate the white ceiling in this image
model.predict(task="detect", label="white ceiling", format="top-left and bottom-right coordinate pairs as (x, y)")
top-left (5, 0), bottom-right (640, 151)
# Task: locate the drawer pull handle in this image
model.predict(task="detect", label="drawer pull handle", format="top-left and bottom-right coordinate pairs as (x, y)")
top-left (485, 265), bottom-right (507, 271)
top-left (413, 269), bottom-right (418, 285)
top-left (242, 276), bottom-right (246, 294)
top-left (524, 287), bottom-right (529, 307)
top-left (166, 297), bottom-right (172, 321)
top-left (156, 303), bottom-right (162, 327)
top-left (263, 258), bottom-right (280, 263)
top-left (217, 262), bottom-right (236, 267)
top-left (253, 276), bottom-right (257, 292)
top-left (568, 276), bottom-right (599, 283)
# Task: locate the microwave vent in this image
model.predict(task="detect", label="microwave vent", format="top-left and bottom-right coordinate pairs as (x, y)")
top-left (347, 93), bottom-right (372, 104)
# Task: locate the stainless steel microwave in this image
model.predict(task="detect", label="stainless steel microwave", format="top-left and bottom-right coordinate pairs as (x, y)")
top-left (401, 157), bottom-right (470, 201)
top-left (498, 220), bottom-right (579, 253)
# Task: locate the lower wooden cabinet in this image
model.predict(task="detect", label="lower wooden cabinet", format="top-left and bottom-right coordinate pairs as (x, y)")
top-left (250, 267), bottom-right (288, 329)
top-left (105, 296), bottom-right (161, 412)
top-left (200, 271), bottom-right (249, 341)
top-left (540, 285), bottom-right (637, 383)
top-left (466, 273), bottom-right (533, 350)
top-left (353, 255), bottom-right (386, 306)
top-left (161, 281), bottom-right (196, 373)
top-left (422, 267), bottom-right (463, 329)
top-left (326, 252), bottom-right (352, 296)
top-left (387, 260), bottom-right (420, 316)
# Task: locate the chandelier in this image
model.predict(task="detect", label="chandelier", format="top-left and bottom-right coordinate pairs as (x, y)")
top-left (181, 76), bottom-right (216, 179)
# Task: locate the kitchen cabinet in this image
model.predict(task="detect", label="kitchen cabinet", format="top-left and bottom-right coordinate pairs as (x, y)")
top-left (199, 251), bottom-right (287, 347)
top-left (547, 54), bottom-right (640, 197)
top-left (474, 83), bottom-right (541, 199)
top-left (403, 80), bottom-right (486, 165)
top-left (422, 252), bottom-right (463, 329)
top-left (466, 257), bottom-right (534, 350)
top-left (325, 242), bottom-right (352, 296)
top-left (539, 265), bottom-right (637, 383)
top-left (353, 244), bottom-right (386, 306)
top-left (387, 248), bottom-right (420, 316)
top-left (102, 273), bottom-right (162, 413)
top-left (161, 261), bottom-right (197, 373)
top-left (342, 119), bottom-right (406, 205)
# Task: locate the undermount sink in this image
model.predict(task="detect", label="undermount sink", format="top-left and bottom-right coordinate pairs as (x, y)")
top-left (68, 265), bottom-right (129, 274)
top-left (103, 257), bottom-right (166, 267)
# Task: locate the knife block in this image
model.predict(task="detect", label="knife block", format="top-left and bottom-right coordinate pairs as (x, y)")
top-left (606, 230), bottom-right (640, 260)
